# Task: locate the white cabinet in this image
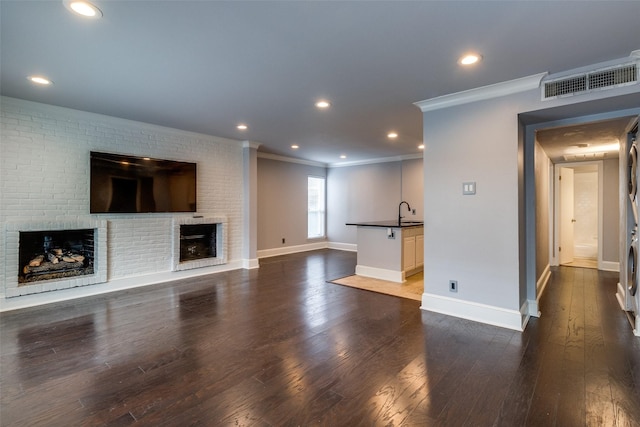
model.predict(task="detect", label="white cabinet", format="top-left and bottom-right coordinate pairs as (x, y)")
top-left (403, 236), bottom-right (416, 271)
top-left (416, 234), bottom-right (424, 268)
top-left (402, 228), bottom-right (424, 276)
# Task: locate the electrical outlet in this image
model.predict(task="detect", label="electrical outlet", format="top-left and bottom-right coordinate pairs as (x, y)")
top-left (282, 238), bottom-right (285, 244)
top-left (449, 280), bottom-right (458, 292)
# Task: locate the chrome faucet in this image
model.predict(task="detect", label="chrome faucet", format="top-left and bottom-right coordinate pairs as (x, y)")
top-left (398, 201), bottom-right (411, 225)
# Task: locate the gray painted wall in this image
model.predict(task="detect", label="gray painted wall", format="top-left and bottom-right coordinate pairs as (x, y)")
top-left (258, 157), bottom-right (423, 251)
top-left (402, 159), bottom-right (424, 219)
top-left (422, 94), bottom-right (535, 310)
top-left (535, 142), bottom-right (551, 279)
top-left (327, 162), bottom-right (400, 245)
top-left (421, 74), bottom-right (639, 316)
top-left (257, 157), bottom-right (326, 250)
top-left (327, 159), bottom-right (423, 245)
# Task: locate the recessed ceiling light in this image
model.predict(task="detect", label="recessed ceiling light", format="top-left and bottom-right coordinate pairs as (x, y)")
top-left (315, 100), bottom-right (331, 109)
top-left (237, 124), bottom-right (248, 130)
top-left (565, 142), bottom-right (619, 155)
top-left (387, 132), bottom-right (398, 139)
top-left (291, 144), bottom-right (299, 149)
top-left (27, 75), bottom-right (53, 85)
top-left (64, 0), bottom-right (103, 18)
top-left (340, 154), bottom-right (347, 159)
top-left (459, 53), bottom-right (481, 65)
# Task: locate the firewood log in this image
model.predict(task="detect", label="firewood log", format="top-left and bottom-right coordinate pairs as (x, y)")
top-left (29, 255), bottom-right (44, 267)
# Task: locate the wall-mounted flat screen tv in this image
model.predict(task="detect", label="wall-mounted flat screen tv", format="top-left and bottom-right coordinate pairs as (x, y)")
top-left (90, 151), bottom-right (197, 213)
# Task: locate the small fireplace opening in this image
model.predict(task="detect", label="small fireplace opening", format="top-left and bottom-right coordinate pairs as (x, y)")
top-left (19, 229), bottom-right (95, 284)
top-left (180, 224), bottom-right (217, 263)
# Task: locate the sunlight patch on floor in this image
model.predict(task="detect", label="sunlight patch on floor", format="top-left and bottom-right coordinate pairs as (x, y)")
top-left (562, 257), bottom-right (598, 269)
top-left (330, 272), bottom-right (423, 301)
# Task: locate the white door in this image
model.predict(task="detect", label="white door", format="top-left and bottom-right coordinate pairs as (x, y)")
top-left (573, 169), bottom-right (599, 259)
top-left (560, 167), bottom-right (575, 264)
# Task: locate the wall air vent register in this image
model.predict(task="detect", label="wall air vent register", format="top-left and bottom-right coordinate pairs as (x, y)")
top-left (542, 62), bottom-right (638, 100)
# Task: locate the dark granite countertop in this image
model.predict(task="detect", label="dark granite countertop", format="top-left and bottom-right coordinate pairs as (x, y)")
top-left (346, 220), bottom-right (424, 228)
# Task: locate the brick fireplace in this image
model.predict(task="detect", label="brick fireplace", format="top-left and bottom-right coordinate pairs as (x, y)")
top-left (19, 228), bottom-right (95, 284)
top-left (172, 216), bottom-right (227, 271)
top-left (5, 219), bottom-right (108, 297)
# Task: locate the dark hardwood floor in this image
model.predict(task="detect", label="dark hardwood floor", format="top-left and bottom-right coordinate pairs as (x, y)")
top-left (1, 249), bottom-right (639, 426)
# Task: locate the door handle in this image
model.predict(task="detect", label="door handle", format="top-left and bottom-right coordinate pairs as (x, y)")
top-left (571, 219), bottom-right (576, 223)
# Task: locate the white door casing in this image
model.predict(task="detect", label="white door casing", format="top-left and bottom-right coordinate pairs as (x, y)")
top-left (560, 167), bottom-right (575, 265)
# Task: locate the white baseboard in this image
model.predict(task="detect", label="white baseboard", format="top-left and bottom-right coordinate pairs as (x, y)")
top-left (257, 241), bottom-right (358, 258)
top-left (0, 260), bottom-right (245, 312)
top-left (328, 242), bottom-right (357, 252)
top-left (527, 299), bottom-right (540, 319)
top-left (243, 258), bottom-right (260, 269)
top-left (537, 264), bottom-right (551, 294)
top-left (257, 241), bottom-right (329, 259)
top-left (616, 282), bottom-right (630, 311)
top-left (421, 292), bottom-right (524, 331)
top-left (533, 264), bottom-right (551, 317)
top-left (355, 265), bottom-right (404, 283)
top-left (600, 261), bottom-right (619, 272)
top-left (521, 300), bottom-right (532, 329)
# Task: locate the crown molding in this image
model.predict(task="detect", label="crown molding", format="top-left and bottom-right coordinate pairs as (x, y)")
top-left (257, 152), bottom-right (327, 167)
top-left (256, 152), bottom-right (423, 168)
top-left (242, 141), bottom-right (261, 150)
top-left (328, 153), bottom-right (423, 168)
top-left (414, 73), bottom-right (547, 113)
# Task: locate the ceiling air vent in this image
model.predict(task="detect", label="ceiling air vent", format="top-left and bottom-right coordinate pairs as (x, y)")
top-left (589, 63), bottom-right (637, 89)
top-left (542, 61), bottom-right (638, 100)
top-left (544, 75), bottom-right (587, 98)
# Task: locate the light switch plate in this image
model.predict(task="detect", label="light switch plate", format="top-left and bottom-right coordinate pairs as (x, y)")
top-left (463, 182), bottom-right (476, 195)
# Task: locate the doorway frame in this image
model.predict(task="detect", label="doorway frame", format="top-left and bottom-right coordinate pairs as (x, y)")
top-left (521, 105), bottom-right (640, 324)
top-left (552, 160), bottom-right (604, 269)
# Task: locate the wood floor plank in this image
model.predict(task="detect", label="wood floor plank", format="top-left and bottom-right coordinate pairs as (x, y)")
top-left (1, 250), bottom-right (639, 426)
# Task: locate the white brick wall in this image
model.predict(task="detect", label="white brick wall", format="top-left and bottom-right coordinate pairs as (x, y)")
top-left (1, 97), bottom-right (244, 299)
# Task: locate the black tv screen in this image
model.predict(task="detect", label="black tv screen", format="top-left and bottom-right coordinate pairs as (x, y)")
top-left (90, 151), bottom-right (196, 213)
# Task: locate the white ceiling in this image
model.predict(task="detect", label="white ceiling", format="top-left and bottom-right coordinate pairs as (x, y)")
top-left (2, 1), bottom-right (640, 165)
top-left (536, 117), bottom-right (635, 163)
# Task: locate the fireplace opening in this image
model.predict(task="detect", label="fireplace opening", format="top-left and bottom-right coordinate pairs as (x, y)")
top-left (180, 224), bottom-right (216, 263)
top-left (19, 229), bottom-right (95, 284)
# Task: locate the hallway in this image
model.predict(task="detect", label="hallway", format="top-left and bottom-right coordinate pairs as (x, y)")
top-left (1, 250), bottom-right (639, 425)
top-left (513, 265), bottom-right (640, 425)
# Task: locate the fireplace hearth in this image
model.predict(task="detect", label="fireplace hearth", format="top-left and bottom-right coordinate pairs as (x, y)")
top-left (19, 229), bottom-right (95, 284)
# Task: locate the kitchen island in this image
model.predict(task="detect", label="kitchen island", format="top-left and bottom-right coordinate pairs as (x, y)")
top-left (346, 220), bottom-right (424, 283)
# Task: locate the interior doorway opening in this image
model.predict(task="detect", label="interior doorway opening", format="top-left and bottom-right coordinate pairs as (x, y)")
top-left (556, 162), bottom-right (601, 269)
